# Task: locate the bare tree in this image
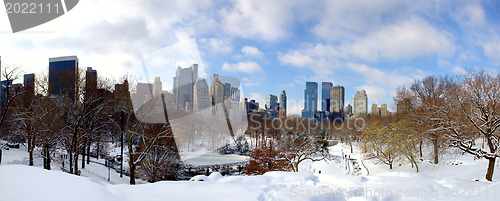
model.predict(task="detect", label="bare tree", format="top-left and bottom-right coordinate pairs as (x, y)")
top-left (282, 130), bottom-right (328, 172)
top-left (361, 121), bottom-right (396, 169)
top-left (395, 76), bottom-right (453, 164)
top-left (57, 94), bottom-right (107, 174)
top-left (389, 120), bottom-right (420, 172)
top-left (0, 66), bottom-right (25, 131)
top-left (125, 119), bottom-right (172, 184)
top-left (445, 70), bottom-right (500, 181)
top-left (138, 145), bottom-right (180, 182)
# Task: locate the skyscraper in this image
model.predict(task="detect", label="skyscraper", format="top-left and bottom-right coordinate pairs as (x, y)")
top-left (279, 90), bottom-right (287, 119)
top-left (49, 56), bottom-right (78, 99)
top-left (321, 82), bottom-right (332, 112)
top-left (380, 104), bottom-right (390, 117)
top-left (193, 78), bottom-right (210, 112)
top-left (223, 83), bottom-right (231, 100)
top-left (153, 77), bottom-right (162, 97)
top-left (265, 94), bottom-right (278, 110)
top-left (330, 85), bottom-right (345, 118)
top-left (85, 67), bottom-right (97, 99)
top-left (189, 64), bottom-right (198, 87)
top-left (23, 73), bottom-right (35, 107)
top-left (0, 80), bottom-right (12, 106)
top-left (172, 64), bottom-right (198, 109)
top-left (279, 90), bottom-right (287, 113)
top-left (302, 82), bottom-right (318, 120)
top-left (353, 90), bottom-right (368, 116)
top-left (371, 104), bottom-right (380, 116)
top-left (248, 99), bottom-right (259, 112)
top-left (210, 75), bottom-right (224, 116)
top-left (346, 104), bottom-right (353, 117)
top-left (230, 87), bottom-right (240, 101)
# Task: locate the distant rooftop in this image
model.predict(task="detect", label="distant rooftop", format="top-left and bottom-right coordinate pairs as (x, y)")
top-left (49, 56), bottom-right (79, 63)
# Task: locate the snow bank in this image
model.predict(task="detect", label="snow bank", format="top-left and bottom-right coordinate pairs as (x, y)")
top-left (0, 165), bottom-right (116, 201)
top-left (0, 165), bottom-right (320, 201)
top-left (3, 142), bottom-right (500, 201)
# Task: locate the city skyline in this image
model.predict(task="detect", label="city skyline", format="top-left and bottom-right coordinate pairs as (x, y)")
top-left (1, 1), bottom-right (500, 115)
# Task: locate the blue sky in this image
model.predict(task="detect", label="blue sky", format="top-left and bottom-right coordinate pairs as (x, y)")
top-left (0, 0), bottom-right (500, 114)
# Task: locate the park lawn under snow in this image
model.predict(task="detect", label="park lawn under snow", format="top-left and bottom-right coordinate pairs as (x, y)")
top-left (2, 143), bottom-right (500, 200)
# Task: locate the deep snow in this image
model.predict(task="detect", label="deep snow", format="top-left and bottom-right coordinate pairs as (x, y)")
top-left (2, 142), bottom-right (500, 201)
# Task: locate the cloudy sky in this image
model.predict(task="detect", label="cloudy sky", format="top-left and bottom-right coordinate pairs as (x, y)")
top-left (1, 0), bottom-right (499, 114)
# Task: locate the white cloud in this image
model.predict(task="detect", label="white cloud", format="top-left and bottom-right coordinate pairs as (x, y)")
top-left (200, 38), bottom-right (233, 53)
top-left (347, 63), bottom-right (418, 105)
top-left (278, 51), bottom-right (315, 67)
top-left (437, 59), bottom-right (470, 75)
top-left (278, 43), bottom-right (341, 82)
top-left (452, 66), bottom-right (467, 75)
top-left (456, 3), bottom-right (487, 27)
top-left (311, 0), bottom-right (408, 41)
top-left (222, 61), bottom-right (263, 73)
top-left (220, 0), bottom-right (301, 40)
top-left (242, 76), bottom-right (263, 87)
top-left (347, 18), bottom-right (455, 61)
top-left (346, 63), bottom-right (414, 89)
top-left (241, 46), bottom-right (263, 57)
top-left (483, 40), bottom-right (500, 66)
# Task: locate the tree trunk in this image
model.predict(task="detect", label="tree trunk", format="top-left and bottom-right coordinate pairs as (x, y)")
top-left (389, 162), bottom-right (393, 169)
top-left (419, 139), bottom-right (423, 158)
top-left (71, 129), bottom-right (78, 174)
top-left (43, 154), bottom-right (47, 169)
top-left (28, 137), bottom-right (34, 166)
top-left (46, 145), bottom-right (51, 170)
top-left (82, 140), bottom-right (86, 169)
top-left (120, 111), bottom-right (125, 178)
top-left (486, 158), bottom-right (496, 181)
top-left (87, 140), bottom-right (91, 164)
top-left (47, 154), bottom-right (51, 170)
top-left (74, 151), bottom-right (79, 175)
top-left (130, 164), bottom-right (136, 185)
top-left (29, 149), bottom-right (34, 166)
top-left (96, 141), bottom-right (99, 159)
top-left (432, 135), bottom-right (438, 164)
top-left (43, 144), bottom-right (51, 170)
top-left (69, 152), bottom-right (74, 174)
top-left (0, 149), bottom-right (2, 164)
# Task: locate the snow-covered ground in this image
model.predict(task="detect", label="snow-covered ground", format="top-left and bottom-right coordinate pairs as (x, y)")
top-left (2, 142), bottom-right (500, 200)
top-left (0, 144), bottom-right (145, 185)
